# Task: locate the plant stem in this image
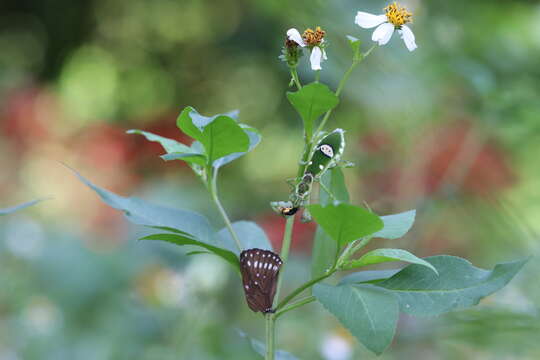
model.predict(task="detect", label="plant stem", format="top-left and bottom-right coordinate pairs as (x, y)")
top-left (313, 44), bottom-right (376, 139)
top-left (276, 271), bottom-right (333, 310)
top-left (273, 215), bottom-right (295, 307)
top-left (275, 296), bottom-right (316, 319)
top-left (208, 168), bottom-right (242, 251)
top-left (290, 67), bottom-right (302, 90)
top-left (265, 313), bottom-right (275, 360)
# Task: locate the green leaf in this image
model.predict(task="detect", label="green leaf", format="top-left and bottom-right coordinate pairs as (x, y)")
top-left (307, 203), bottom-right (383, 247)
top-left (319, 167), bottom-right (349, 205)
top-left (373, 210), bottom-right (416, 239)
top-left (343, 248), bottom-right (438, 274)
top-left (200, 116), bottom-right (250, 165)
top-left (0, 198), bottom-right (47, 215)
top-left (141, 233), bottom-right (239, 271)
top-left (127, 129), bottom-right (207, 166)
top-left (339, 269), bottom-right (401, 285)
top-left (311, 168), bottom-right (348, 278)
top-left (375, 255), bottom-right (529, 317)
top-left (212, 124), bottom-right (261, 169)
top-left (311, 227), bottom-right (337, 279)
top-left (176, 107), bottom-right (251, 166)
top-left (216, 221), bottom-right (273, 255)
top-left (313, 283), bottom-right (399, 355)
top-left (68, 166), bottom-right (213, 242)
top-left (287, 82), bottom-right (339, 140)
top-left (160, 152), bottom-right (207, 165)
top-left (238, 330), bottom-right (299, 360)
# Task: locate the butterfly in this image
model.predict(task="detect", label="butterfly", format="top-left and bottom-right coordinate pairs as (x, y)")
top-left (240, 248), bottom-right (283, 313)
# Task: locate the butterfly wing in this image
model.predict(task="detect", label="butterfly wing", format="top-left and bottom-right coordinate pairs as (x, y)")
top-left (240, 249), bottom-right (283, 313)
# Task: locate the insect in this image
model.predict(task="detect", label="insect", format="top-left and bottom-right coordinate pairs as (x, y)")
top-left (240, 248), bottom-right (283, 314)
top-left (304, 128), bottom-right (345, 177)
top-left (270, 200), bottom-right (299, 217)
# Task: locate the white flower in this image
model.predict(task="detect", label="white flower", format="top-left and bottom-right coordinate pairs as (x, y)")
top-left (287, 27), bottom-right (328, 71)
top-left (287, 28), bottom-right (306, 47)
top-left (355, 2), bottom-right (417, 51)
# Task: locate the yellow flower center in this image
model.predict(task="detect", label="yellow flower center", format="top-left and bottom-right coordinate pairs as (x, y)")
top-left (302, 26), bottom-right (326, 46)
top-left (384, 2), bottom-right (412, 27)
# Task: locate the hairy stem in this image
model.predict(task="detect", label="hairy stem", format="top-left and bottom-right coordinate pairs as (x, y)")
top-left (265, 314), bottom-right (275, 360)
top-left (208, 168), bottom-right (242, 251)
top-left (275, 296), bottom-right (316, 319)
top-left (273, 215), bottom-right (295, 307)
top-left (290, 67), bottom-right (302, 90)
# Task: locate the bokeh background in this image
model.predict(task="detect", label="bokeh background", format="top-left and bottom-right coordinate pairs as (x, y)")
top-left (1, 0), bottom-right (539, 359)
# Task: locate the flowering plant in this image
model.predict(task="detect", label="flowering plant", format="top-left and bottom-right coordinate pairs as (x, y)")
top-left (70, 3), bottom-right (526, 359)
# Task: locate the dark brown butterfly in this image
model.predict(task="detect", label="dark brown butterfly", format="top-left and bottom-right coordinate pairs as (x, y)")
top-left (240, 248), bottom-right (283, 314)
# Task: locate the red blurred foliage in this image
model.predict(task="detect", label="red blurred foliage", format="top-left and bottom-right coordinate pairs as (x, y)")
top-left (359, 129), bottom-right (394, 154)
top-left (0, 87), bottom-right (57, 153)
top-left (258, 211), bottom-right (316, 254)
top-left (362, 120), bottom-right (516, 203)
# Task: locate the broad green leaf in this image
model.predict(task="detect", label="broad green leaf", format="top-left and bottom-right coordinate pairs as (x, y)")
top-left (311, 168), bottom-right (348, 278)
top-left (238, 330), bottom-right (299, 360)
top-left (141, 233), bottom-right (239, 271)
top-left (212, 124), bottom-right (261, 169)
top-left (199, 116), bottom-right (249, 165)
top-left (311, 227), bottom-right (337, 279)
top-left (376, 255), bottom-right (529, 317)
top-left (160, 152), bottom-right (207, 165)
top-left (287, 82), bottom-right (339, 140)
top-left (176, 107), bottom-right (250, 166)
top-left (319, 167), bottom-right (349, 205)
top-left (343, 248), bottom-right (438, 275)
top-left (68, 166), bottom-right (213, 242)
top-left (126, 129), bottom-right (206, 166)
top-left (373, 210), bottom-right (416, 239)
top-left (308, 203), bottom-right (383, 247)
top-left (339, 269), bottom-right (401, 285)
top-left (0, 198), bottom-right (47, 215)
top-left (216, 221), bottom-right (273, 255)
top-left (313, 283), bottom-right (399, 355)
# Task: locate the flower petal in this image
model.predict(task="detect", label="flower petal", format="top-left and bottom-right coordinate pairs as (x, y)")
top-left (287, 28), bottom-right (306, 47)
top-left (310, 46), bottom-right (323, 71)
top-left (355, 12), bottom-right (387, 29)
top-left (399, 25), bottom-right (417, 51)
top-left (372, 22), bottom-right (395, 45)
top-left (322, 49), bottom-right (328, 60)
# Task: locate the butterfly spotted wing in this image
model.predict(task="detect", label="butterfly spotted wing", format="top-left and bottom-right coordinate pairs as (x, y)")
top-left (240, 248), bottom-right (283, 313)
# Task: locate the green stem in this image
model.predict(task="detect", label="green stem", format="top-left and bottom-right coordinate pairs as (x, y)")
top-left (265, 314), bottom-right (275, 360)
top-left (313, 44), bottom-right (376, 139)
top-left (275, 296), bottom-right (316, 319)
top-left (276, 271), bottom-right (333, 310)
top-left (273, 215), bottom-right (295, 307)
top-left (208, 167), bottom-right (242, 251)
top-left (290, 67), bottom-right (302, 90)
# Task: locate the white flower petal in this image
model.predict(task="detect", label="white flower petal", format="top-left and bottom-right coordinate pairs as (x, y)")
top-left (310, 46), bottom-right (323, 71)
top-left (399, 25), bottom-right (417, 51)
top-left (322, 49), bottom-right (328, 60)
top-left (372, 22), bottom-right (395, 45)
top-left (287, 28), bottom-right (306, 47)
top-left (355, 12), bottom-right (387, 29)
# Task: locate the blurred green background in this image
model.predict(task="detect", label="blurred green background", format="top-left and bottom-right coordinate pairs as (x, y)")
top-left (1, 0), bottom-right (539, 359)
